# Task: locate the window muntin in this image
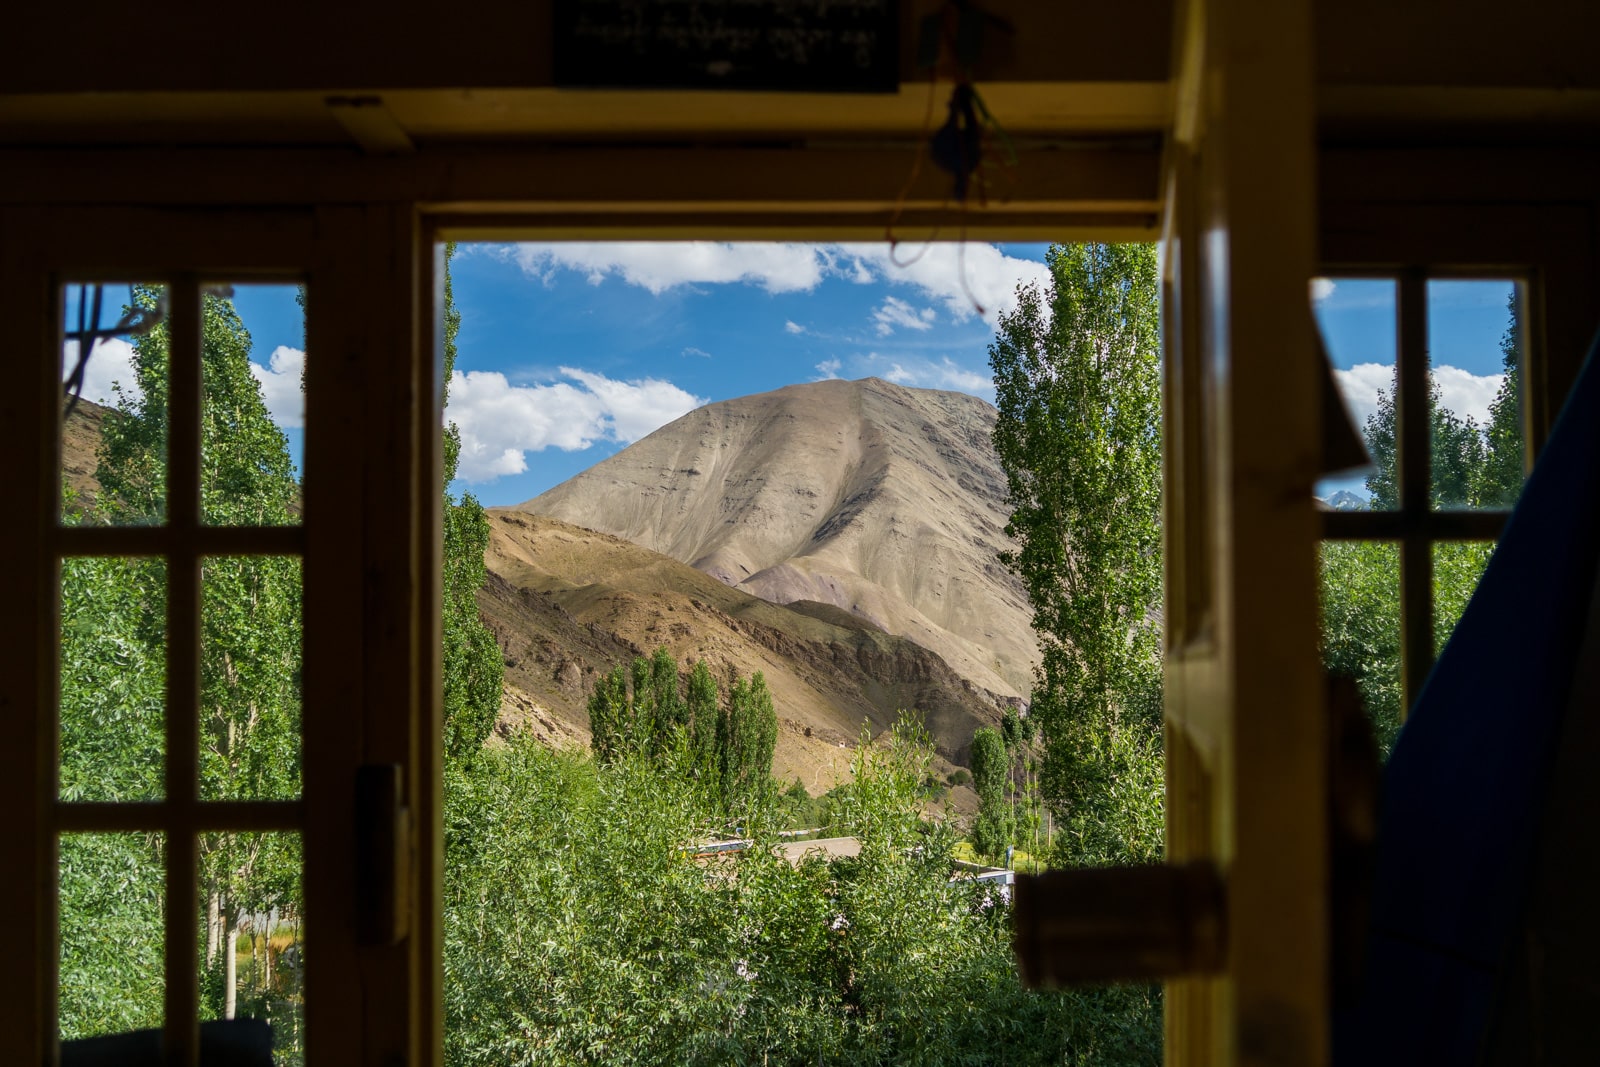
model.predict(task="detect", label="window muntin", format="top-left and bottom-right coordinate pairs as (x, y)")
top-left (51, 277), bottom-right (308, 1062)
top-left (1316, 271), bottom-right (1526, 731)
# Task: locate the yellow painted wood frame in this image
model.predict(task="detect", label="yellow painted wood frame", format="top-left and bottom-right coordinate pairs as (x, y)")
top-left (1163, 0), bottom-right (1328, 1064)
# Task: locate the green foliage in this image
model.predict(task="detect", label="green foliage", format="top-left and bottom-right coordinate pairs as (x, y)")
top-left (445, 721), bottom-right (1156, 1067)
top-left (1318, 542), bottom-right (1404, 752)
top-left (686, 659), bottom-right (720, 784)
top-left (58, 557), bottom-right (165, 802)
top-left (989, 243), bottom-right (1165, 869)
top-left (57, 833), bottom-right (166, 1041)
top-left (720, 672), bottom-right (778, 816)
top-left (1476, 292), bottom-right (1525, 509)
top-left (60, 286), bottom-right (306, 1058)
top-left (588, 650), bottom-right (777, 819)
top-left (1361, 301), bottom-right (1523, 512)
top-left (440, 243), bottom-right (506, 766)
top-left (1322, 296), bottom-right (1519, 750)
top-left (969, 726), bottom-right (1011, 861)
top-left (1362, 370), bottom-right (1490, 510)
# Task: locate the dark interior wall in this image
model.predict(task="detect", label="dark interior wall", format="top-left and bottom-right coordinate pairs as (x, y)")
top-left (6, 0), bottom-right (1171, 93)
top-left (1316, 0), bottom-right (1600, 88)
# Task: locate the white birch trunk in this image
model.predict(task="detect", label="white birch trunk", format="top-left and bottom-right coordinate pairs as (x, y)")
top-left (224, 903), bottom-right (238, 1020)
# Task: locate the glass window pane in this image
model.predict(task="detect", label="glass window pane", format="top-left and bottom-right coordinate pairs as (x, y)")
top-left (59, 832), bottom-right (165, 1042)
top-left (202, 283), bottom-right (304, 527)
top-left (199, 556), bottom-right (301, 801)
top-left (1426, 279), bottom-right (1525, 511)
top-left (61, 282), bottom-right (169, 526)
top-left (59, 557), bottom-right (166, 801)
top-left (1434, 540), bottom-right (1496, 657)
top-left (1312, 277), bottom-right (1397, 510)
top-left (1319, 541), bottom-right (1403, 755)
top-left (200, 831), bottom-right (304, 1066)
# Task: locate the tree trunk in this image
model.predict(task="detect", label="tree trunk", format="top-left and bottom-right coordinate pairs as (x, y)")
top-left (206, 891), bottom-right (221, 967)
top-left (224, 902), bottom-right (238, 1020)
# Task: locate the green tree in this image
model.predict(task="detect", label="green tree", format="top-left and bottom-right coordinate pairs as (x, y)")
top-left (66, 286), bottom-right (305, 1052)
top-left (969, 725), bottom-right (1011, 861)
top-left (1475, 291), bottom-right (1525, 508)
top-left (686, 659), bottom-right (720, 789)
top-left (989, 243), bottom-right (1165, 868)
top-left (719, 671), bottom-right (778, 817)
top-left (1322, 294), bottom-right (1521, 752)
top-left (440, 244), bottom-right (505, 765)
top-left (588, 663), bottom-right (631, 766)
top-left (1362, 343), bottom-right (1522, 512)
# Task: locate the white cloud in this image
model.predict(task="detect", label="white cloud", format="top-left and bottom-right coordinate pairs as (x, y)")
top-left (488, 241), bottom-right (1050, 326)
top-left (63, 337), bottom-right (139, 406)
top-left (1332, 362), bottom-right (1393, 429)
top-left (839, 242), bottom-right (1051, 325)
top-left (1312, 277), bottom-right (1337, 302)
top-left (445, 367), bottom-right (705, 483)
top-left (784, 320), bottom-right (806, 335)
top-left (503, 242), bottom-right (829, 295)
top-left (1433, 364), bottom-right (1504, 427)
top-left (1333, 361), bottom-right (1503, 430)
top-left (251, 346), bottom-right (306, 429)
top-left (682, 346), bottom-right (712, 359)
top-left (66, 337), bottom-right (308, 431)
top-left (876, 355), bottom-right (992, 398)
top-left (815, 358), bottom-right (842, 380)
top-left (872, 296), bottom-right (937, 337)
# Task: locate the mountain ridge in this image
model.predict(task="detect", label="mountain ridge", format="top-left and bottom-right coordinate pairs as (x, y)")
top-left (520, 376), bottom-right (1040, 704)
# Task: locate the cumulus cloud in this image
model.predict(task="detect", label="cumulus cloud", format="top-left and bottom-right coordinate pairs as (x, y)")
top-left (1312, 277), bottom-right (1337, 302)
top-left (445, 367), bottom-right (705, 483)
top-left (251, 346), bottom-right (306, 429)
top-left (872, 296), bottom-right (937, 337)
top-left (487, 241), bottom-right (1049, 326)
top-left (1432, 364), bottom-right (1505, 427)
top-left (503, 242), bottom-right (829, 295)
top-left (814, 358), bottom-right (842, 380)
top-left (63, 337), bottom-right (140, 406)
top-left (877, 356), bottom-right (992, 397)
top-left (784, 320), bottom-right (806, 335)
top-left (839, 242), bottom-right (1051, 325)
top-left (1333, 361), bottom-right (1503, 430)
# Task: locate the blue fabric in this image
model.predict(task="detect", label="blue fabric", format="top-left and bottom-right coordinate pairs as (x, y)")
top-left (1334, 335), bottom-right (1600, 1065)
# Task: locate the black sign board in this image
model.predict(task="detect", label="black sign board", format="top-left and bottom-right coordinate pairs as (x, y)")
top-left (553, 0), bottom-right (901, 93)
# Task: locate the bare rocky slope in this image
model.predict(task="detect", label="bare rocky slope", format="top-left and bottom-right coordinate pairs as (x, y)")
top-left (519, 377), bottom-right (1040, 704)
top-left (478, 510), bottom-right (1003, 803)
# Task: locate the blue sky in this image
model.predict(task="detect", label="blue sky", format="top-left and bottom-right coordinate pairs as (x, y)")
top-left (65, 251), bottom-right (1517, 510)
top-left (441, 242), bottom-right (1051, 504)
top-left (1314, 276), bottom-right (1517, 499)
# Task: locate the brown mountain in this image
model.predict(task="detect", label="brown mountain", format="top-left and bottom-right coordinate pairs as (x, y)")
top-left (519, 377), bottom-right (1040, 704)
top-left (478, 509), bottom-right (1004, 801)
top-left (58, 379), bottom-right (1025, 799)
top-left (62, 398), bottom-right (112, 511)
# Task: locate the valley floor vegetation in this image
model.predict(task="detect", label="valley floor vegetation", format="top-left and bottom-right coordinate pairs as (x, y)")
top-left (446, 687), bottom-right (1161, 1067)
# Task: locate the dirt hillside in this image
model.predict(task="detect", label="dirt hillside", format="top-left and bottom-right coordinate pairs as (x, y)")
top-left (521, 377), bottom-right (1040, 703)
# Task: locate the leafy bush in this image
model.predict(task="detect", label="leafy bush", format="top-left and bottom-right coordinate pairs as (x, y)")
top-left (444, 722), bottom-right (1157, 1066)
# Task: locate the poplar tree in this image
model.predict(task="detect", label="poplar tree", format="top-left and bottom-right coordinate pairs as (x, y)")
top-left (969, 725), bottom-right (1011, 861)
top-left (440, 244), bottom-right (506, 765)
top-left (989, 243), bottom-right (1165, 867)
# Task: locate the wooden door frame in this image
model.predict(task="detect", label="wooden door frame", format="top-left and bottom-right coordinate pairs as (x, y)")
top-left (0, 204), bottom-right (434, 1067)
top-left (1163, 0), bottom-right (1328, 1063)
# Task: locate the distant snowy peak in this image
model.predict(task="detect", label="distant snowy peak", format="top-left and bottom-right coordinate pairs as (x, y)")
top-left (1318, 489), bottom-right (1369, 511)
